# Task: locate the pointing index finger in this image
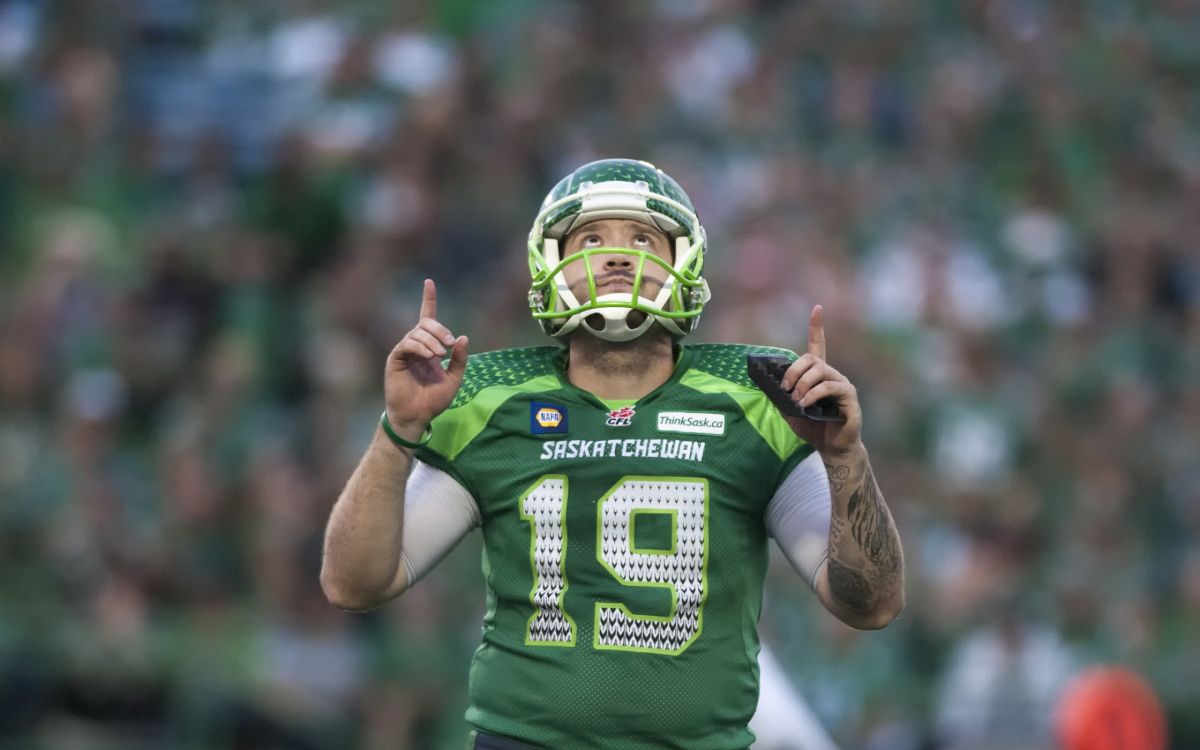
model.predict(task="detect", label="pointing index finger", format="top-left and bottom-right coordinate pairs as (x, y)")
top-left (807, 304), bottom-right (826, 361)
top-left (420, 279), bottom-right (437, 320)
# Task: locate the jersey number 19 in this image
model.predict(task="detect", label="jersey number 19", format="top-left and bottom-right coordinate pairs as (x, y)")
top-left (520, 475), bottom-right (709, 656)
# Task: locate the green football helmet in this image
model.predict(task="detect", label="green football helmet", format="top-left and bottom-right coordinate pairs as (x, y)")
top-left (527, 158), bottom-right (711, 342)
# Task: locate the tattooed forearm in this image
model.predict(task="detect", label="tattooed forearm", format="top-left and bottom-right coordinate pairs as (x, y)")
top-left (847, 467), bottom-right (901, 571)
top-left (824, 455), bottom-right (904, 622)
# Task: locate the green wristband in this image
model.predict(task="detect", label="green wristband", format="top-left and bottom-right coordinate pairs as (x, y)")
top-left (380, 411), bottom-right (432, 450)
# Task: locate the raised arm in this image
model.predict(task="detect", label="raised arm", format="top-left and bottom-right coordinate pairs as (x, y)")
top-left (781, 305), bottom-right (905, 630)
top-left (320, 279), bottom-right (469, 611)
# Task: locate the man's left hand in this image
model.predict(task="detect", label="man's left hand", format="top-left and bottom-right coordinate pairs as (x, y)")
top-left (780, 305), bottom-right (864, 456)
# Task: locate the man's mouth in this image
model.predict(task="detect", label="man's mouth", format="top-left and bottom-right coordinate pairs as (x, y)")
top-left (569, 274), bottom-right (659, 299)
top-left (596, 274), bottom-right (636, 291)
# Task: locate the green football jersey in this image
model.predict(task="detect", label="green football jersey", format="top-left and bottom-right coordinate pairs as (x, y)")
top-left (415, 344), bottom-right (814, 750)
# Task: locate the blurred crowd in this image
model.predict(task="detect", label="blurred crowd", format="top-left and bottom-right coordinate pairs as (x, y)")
top-left (1, 0), bottom-right (1198, 748)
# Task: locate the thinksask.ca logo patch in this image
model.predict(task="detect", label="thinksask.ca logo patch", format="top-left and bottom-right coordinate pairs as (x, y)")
top-left (656, 411), bottom-right (726, 436)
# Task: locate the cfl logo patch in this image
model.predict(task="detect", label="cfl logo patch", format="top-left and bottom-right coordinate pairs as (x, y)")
top-left (605, 405), bottom-right (636, 427)
top-left (530, 403), bottom-right (569, 434)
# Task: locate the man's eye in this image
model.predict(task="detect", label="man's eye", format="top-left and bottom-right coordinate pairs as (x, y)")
top-left (633, 234), bottom-right (651, 245)
top-left (583, 235), bottom-right (603, 246)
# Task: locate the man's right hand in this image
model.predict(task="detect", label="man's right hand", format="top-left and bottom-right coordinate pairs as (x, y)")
top-left (384, 279), bottom-right (469, 443)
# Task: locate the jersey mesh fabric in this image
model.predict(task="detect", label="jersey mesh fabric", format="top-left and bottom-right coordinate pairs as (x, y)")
top-left (416, 344), bottom-right (813, 750)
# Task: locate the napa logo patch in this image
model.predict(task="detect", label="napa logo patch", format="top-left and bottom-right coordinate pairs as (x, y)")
top-left (605, 405), bottom-right (636, 427)
top-left (657, 411), bottom-right (726, 436)
top-left (530, 403), bottom-right (568, 434)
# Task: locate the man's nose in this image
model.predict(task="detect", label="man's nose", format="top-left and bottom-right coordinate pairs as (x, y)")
top-left (603, 254), bottom-right (633, 267)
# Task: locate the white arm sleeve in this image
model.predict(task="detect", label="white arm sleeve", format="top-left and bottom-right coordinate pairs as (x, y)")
top-left (764, 452), bottom-right (832, 591)
top-left (399, 460), bottom-right (481, 586)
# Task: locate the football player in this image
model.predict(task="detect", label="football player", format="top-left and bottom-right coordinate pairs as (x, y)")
top-left (322, 159), bottom-right (904, 749)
